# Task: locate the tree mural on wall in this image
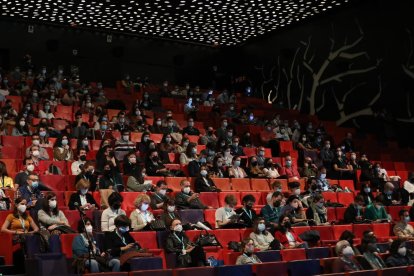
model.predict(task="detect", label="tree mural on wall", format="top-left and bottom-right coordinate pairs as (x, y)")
top-left (255, 22), bottom-right (382, 126)
top-left (398, 28), bottom-right (414, 123)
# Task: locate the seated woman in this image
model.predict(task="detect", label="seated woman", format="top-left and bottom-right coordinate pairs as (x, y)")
top-left (165, 218), bottom-right (207, 267)
top-left (280, 195), bottom-right (308, 226)
top-left (72, 217), bottom-right (120, 273)
top-left (0, 161), bottom-right (15, 190)
top-left (127, 166), bottom-right (153, 192)
top-left (1, 197), bottom-right (39, 234)
top-left (249, 217), bottom-right (280, 251)
top-left (101, 192), bottom-right (126, 232)
top-left (275, 215), bottom-right (307, 249)
top-left (158, 133), bottom-right (179, 163)
top-left (103, 215), bottom-right (137, 270)
top-left (99, 161), bottom-right (124, 192)
top-left (262, 158), bottom-right (280, 179)
top-left (306, 194), bottom-right (329, 225)
top-left (228, 156), bottom-right (248, 178)
top-left (364, 195), bottom-right (390, 222)
top-left (130, 194), bottom-right (155, 231)
top-left (68, 179), bottom-right (98, 211)
top-left (161, 199), bottom-right (182, 228)
top-left (53, 135), bottom-right (74, 161)
top-left (194, 166), bottom-right (220, 193)
top-left (357, 183), bottom-right (375, 206)
top-left (361, 236), bottom-right (387, 269)
top-left (211, 156), bottom-right (227, 178)
top-left (37, 192), bottom-right (70, 234)
top-left (179, 143), bottom-right (198, 166)
top-left (386, 239), bottom-right (414, 267)
top-left (236, 238), bottom-right (262, 265)
top-left (339, 230), bottom-right (361, 255)
top-left (332, 240), bottom-right (363, 272)
top-left (248, 156), bottom-right (266, 178)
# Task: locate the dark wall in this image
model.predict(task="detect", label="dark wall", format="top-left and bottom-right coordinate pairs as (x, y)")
top-left (0, 21), bottom-right (222, 87)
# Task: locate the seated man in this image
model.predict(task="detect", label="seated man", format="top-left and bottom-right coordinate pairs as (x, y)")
top-left (279, 155), bottom-right (300, 179)
top-left (114, 130), bottom-right (135, 161)
top-left (175, 180), bottom-right (208, 210)
top-left (393, 210), bottom-right (414, 240)
top-left (235, 194), bottom-right (258, 228)
top-left (18, 173), bottom-right (42, 209)
top-left (332, 147), bottom-right (354, 180)
top-left (150, 180), bottom-right (170, 210)
top-left (344, 195), bottom-right (365, 224)
top-left (364, 195), bottom-right (390, 222)
top-left (261, 192), bottom-right (284, 230)
top-left (382, 182), bottom-right (409, 206)
top-left (182, 118), bottom-right (200, 136)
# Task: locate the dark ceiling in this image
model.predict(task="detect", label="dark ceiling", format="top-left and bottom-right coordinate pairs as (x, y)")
top-left (1, 0), bottom-right (356, 46)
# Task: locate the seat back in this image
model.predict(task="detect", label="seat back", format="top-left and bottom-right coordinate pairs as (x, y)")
top-left (337, 193), bottom-right (355, 206)
top-left (251, 179), bottom-right (270, 191)
top-left (129, 257), bottom-right (163, 271)
top-left (380, 266), bottom-right (409, 276)
top-left (59, 234), bottom-right (78, 258)
top-left (216, 264), bottom-right (252, 276)
top-left (287, 259), bottom-right (321, 276)
top-left (306, 247), bottom-right (331, 259)
top-left (332, 224), bottom-right (353, 240)
top-left (231, 178), bottom-right (251, 191)
top-left (174, 266), bottom-right (215, 276)
top-left (211, 178), bottom-right (232, 191)
top-left (129, 231), bottom-right (158, 249)
top-left (178, 209), bottom-right (204, 224)
top-left (29, 253), bottom-right (69, 276)
top-left (218, 192), bottom-right (241, 207)
top-left (280, 248), bottom-right (306, 261)
top-left (311, 225), bottom-right (334, 240)
top-left (198, 193), bottom-right (220, 208)
top-left (254, 261), bottom-right (288, 276)
top-left (213, 229), bottom-right (241, 247)
top-left (255, 250), bottom-right (281, 262)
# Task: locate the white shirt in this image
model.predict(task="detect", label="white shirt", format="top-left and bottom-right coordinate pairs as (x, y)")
top-left (101, 207), bottom-right (126, 231)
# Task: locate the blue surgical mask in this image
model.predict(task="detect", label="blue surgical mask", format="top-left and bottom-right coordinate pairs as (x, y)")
top-left (320, 173), bottom-right (326, 179)
top-left (234, 161), bottom-right (241, 167)
top-left (32, 181), bottom-right (39, 189)
top-left (199, 158), bottom-right (207, 164)
top-left (286, 160), bottom-right (292, 167)
top-left (119, 226), bottom-right (130, 233)
top-left (258, 223), bottom-right (266, 232)
top-left (364, 187), bottom-right (371, 193)
top-left (101, 125), bottom-right (107, 131)
top-left (405, 216), bottom-right (411, 223)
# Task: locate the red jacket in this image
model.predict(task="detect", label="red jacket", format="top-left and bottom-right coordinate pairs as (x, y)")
top-left (275, 229), bottom-right (303, 247)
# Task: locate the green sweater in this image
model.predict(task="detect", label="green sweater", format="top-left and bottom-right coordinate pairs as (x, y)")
top-left (364, 204), bottom-right (388, 221)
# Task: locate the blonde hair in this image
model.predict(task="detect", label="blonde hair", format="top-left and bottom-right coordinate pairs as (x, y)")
top-left (76, 179), bottom-right (90, 190)
top-left (134, 194), bottom-right (151, 207)
top-left (335, 240), bottom-right (350, 256)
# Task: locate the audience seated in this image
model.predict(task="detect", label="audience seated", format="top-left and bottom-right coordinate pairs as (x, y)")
top-left (235, 194), bottom-right (258, 228)
top-left (275, 215), bottom-right (307, 249)
top-left (175, 180), bottom-right (208, 210)
top-left (393, 209), bottom-right (414, 240)
top-left (250, 217), bottom-right (280, 251)
top-left (130, 194), bottom-right (155, 231)
top-left (332, 240), bottom-right (363, 272)
top-left (385, 239), bottom-right (414, 267)
top-left (101, 192), bottom-right (126, 232)
top-left (150, 180), bottom-right (170, 210)
top-left (236, 238), bottom-right (262, 265)
top-left (344, 195), bottom-right (365, 224)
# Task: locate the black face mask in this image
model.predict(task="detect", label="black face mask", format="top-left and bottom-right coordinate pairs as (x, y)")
top-left (152, 156), bottom-right (159, 162)
top-left (245, 204), bottom-right (253, 210)
top-left (284, 222), bottom-right (291, 229)
top-left (79, 155), bottom-right (87, 161)
top-left (274, 201), bottom-right (281, 207)
top-left (112, 202), bottom-right (121, 209)
top-left (251, 161), bottom-right (258, 167)
top-left (104, 170), bottom-right (112, 176)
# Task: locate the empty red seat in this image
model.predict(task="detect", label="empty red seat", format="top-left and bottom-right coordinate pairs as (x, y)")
top-left (40, 175), bottom-right (67, 191)
top-left (0, 146), bottom-right (23, 159)
top-left (372, 223), bottom-right (392, 240)
top-left (231, 178), bottom-right (251, 191)
top-left (280, 248), bottom-right (306, 261)
top-left (211, 178), bottom-right (232, 191)
top-left (338, 180), bottom-right (355, 191)
top-left (1, 135), bottom-right (25, 147)
top-left (198, 193), bottom-right (219, 209)
top-left (352, 224), bottom-right (372, 238)
top-left (213, 229), bottom-right (241, 247)
top-left (337, 193), bottom-right (354, 206)
top-left (333, 225), bottom-right (353, 239)
top-left (242, 147), bottom-right (257, 157)
top-left (394, 162), bottom-right (407, 171)
top-left (60, 233), bottom-right (78, 258)
top-left (129, 231), bottom-right (158, 249)
top-left (203, 209), bottom-right (217, 228)
top-left (335, 207), bottom-right (347, 223)
top-left (322, 192), bottom-right (338, 203)
top-left (251, 179), bottom-right (270, 191)
top-left (311, 225), bottom-right (334, 240)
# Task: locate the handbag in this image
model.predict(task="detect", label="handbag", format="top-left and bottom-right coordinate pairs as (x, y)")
top-left (195, 230), bottom-right (221, 247)
top-left (176, 253), bottom-right (192, 267)
top-left (150, 219), bottom-right (166, 231)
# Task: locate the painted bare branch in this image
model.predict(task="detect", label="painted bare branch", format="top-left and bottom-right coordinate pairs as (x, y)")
top-left (334, 77), bottom-right (382, 126)
top-left (254, 64), bottom-right (276, 100)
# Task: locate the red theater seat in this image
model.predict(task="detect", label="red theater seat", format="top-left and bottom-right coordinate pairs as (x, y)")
top-left (240, 191), bottom-right (263, 205)
top-left (337, 193), bottom-right (354, 206)
top-left (352, 224), bottom-right (372, 238)
top-left (165, 177), bottom-right (187, 192)
top-left (198, 193), bottom-right (219, 209)
top-left (60, 233), bottom-right (78, 258)
top-left (251, 179), bottom-right (271, 191)
top-left (129, 231), bottom-right (158, 249)
top-left (211, 178), bottom-right (232, 191)
top-left (40, 175), bottom-right (67, 191)
top-left (322, 192), bottom-right (338, 203)
top-left (218, 192), bottom-right (241, 207)
top-left (213, 229), bottom-right (241, 246)
top-left (120, 192), bottom-right (144, 210)
top-left (280, 248), bottom-right (306, 261)
top-left (231, 178), bottom-right (251, 191)
top-left (333, 225), bottom-right (353, 239)
top-left (204, 209), bottom-right (217, 228)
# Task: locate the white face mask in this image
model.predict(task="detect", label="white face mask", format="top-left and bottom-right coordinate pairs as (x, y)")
top-left (123, 135), bottom-right (129, 141)
top-left (342, 246), bottom-right (354, 257)
top-left (167, 206), bottom-right (175, 213)
top-left (200, 170), bottom-right (208, 177)
top-left (294, 189), bottom-right (301, 195)
top-left (27, 164), bottom-right (35, 172)
top-left (140, 203), bottom-right (149, 212)
top-left (173, 224), bottom-right (183, 232)
top-left (49, 199), bottom-right (57, 209)
top-left (85, 225), bottom-right (93, 233)
top-left (32, 150), bottom-right (40, 157)
top-left (18, 204), bottom-right (27, 213)
top-left (129, 157), bottom-right (136, 164)
top-left (258, 223), bottom-right (266, 232)
top-left (20, 121), bottom-right (26, 127)
top-left (159, 189), bottom-right (167, 196)
top-left (183, 187), bottom-right (191, 194)
top-left (32, 139), bottom-right (40, 146)
top-left (398, 247), bottom-right (407, 256)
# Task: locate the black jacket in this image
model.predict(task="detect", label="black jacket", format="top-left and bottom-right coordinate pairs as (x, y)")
top-left (175, 191), bottom-right (207, 210)
top-left (104, 230), bottom-right (138, 257)
top-left (75, 173), bottom-right (98, 191)
top-left (145, 160), bottom-right (166, 176)
top-left (165, 231), bottom-right (191, 254)
top-left (150, 192), bottom-right (169, 210)
top-left (235, 207), bottom-right (257, 228)
top-left (344, 203), bottom-right (364, 223)
top-left (68, 192), bottom-right (98, 210)
top-left (194, 176), bottom-right (219, 193)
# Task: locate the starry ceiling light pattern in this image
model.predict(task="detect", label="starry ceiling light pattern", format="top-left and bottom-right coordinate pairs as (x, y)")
top-left (1, 0), bottom-right (351, 46)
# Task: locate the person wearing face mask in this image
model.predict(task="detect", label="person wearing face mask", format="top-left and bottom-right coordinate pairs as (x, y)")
top-left (215, 194), bottom-right (239, 228)
top-left (275, 215), bottom-right (307, 249)
top-left (53, 135), bottom-right (74, 161)
top-left (0, 161), bottom-right (14, 191)
top-left (166, 218), bottom-right (207, 267)
top-left (235, 194), bottom-right (258, 227)
top-left (113, 112), bottom-right (132, 132)
top-left (145, 149), bottom-right (171, 176)
top-left (94, 120), bottom-right (114, 141)
top-left (99, 162), bottom-right (124, 192)
top-left (71, 114), bottom-right (91, 139)
top-left (159, 133), bottom-right (179, 163)
top-left (319, 140), bottom-right (335, 173)
top-left (360, 236), bottom-right (387, 269)
top-left (344, 195), bottom-right (366, 223)
top-left (75, 161), bottom-right (98, 191)
top-left (211, 156), bottom-right (227, 178)
top-left (182, 118), bottom-right (200, 136)
top-left (37, 192), bottom-right (70, 233)
top-left (382, 182), bottom-right (408, 206)
top-left (364, 195), bottom-right (390, 222)
top-left (250, 218), bottom-right (280, 251)
top-left (122, 151), bottom-right (140, 176)
top-left (236, 238), bottom-right (262, 265)
top-left (228, 156), bottom-right (248, 178)
top-left (229, 136), bottom-right (245, 157)
top-left (199, 126), bottom-right (218, 145)
top-left (176, 180), bottom-right (208, 210)
top-left (263, 158), bottom-right (280, 179)
top-left (287, 181), bottom-right (307, 206)
top-left (261, 191), bottom-right (285, 231)
top-left (18, 173), bottom-right (42, 208)
top-left (357, 183), bottom-right (375, 206)
top-left (101, 192), bottom-right (126, 232)
top-left (25, 134), bottom-right (50, 160)
top-left (12, 116), bottom-right (31, 136)
top-left (104, 215), bottom-right (140, 269)
top-left (404, 172), bottom-right (414, 207)
top-left (127, 166), bottom-right (152, 192)
top-left (1, 197), bottom-right (39, 235)
top-left (215, 119), bottom-right (229, 140)
top-left (301, 157), bottom-right (318, 178)
top-left (332, 240), bottom-right (363, 272)
top-left (386, 239), bottom-right (414, 267)
top-left (248, 156), bottom-right (266, 178)
top-left (114, 130), bottom-right (135, 161)
top-left (38, 100), bottom-right (55, 120)
top-left (163, 118), bottom-right (181, 135)
top-left (221, 145), bottom-right (234, 167)
top-left (332, 147), bottom-right (354, 180)
top-left (129, 194), bottom-right (155, 231)
top-left (149, 117), bottom-right (164, 134)
top-left (394, 210), bottom-right (414, 239)
top-left (179, 143), bottom-right (198, 166)
top-left (265, 182), bottom-right (283, 205)
top-left (281, 195), bottom-right (308, 226)
top-left (306, 194), bottom-right (329, 226)
top-left (69, 179), bottom-right (98, 211)
top-left (194, 165), bottom-right (220, 193)
top-left (150, 181), bottom-right (170, 210)
top-left (279, 155), bottom-right (300, 180)
top-left (71, 149), bottom-right (88, 175)
top-left (72, 217), bottom-right (120, 273)
top-left (358, 154), bottom-right (373, 182)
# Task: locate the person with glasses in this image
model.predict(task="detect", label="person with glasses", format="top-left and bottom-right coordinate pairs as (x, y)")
top-left (18, 173), bottom-right (42, 208)
top-left (236, 238), bottom-right (262, 265)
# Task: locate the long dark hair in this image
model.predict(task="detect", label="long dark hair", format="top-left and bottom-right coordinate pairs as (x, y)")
top-left (0, 161), bottom-right (9, 177)
top-left (277, 215), bottom-right (291, 234)
top-left (131, 165), bottom-right (145, 184)
top-left (13, 197), bottom-right (28, 219)
top-left (41, 192), bottom-right (59, 216)
top-left (253, 217), bottom-right (268, 235)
